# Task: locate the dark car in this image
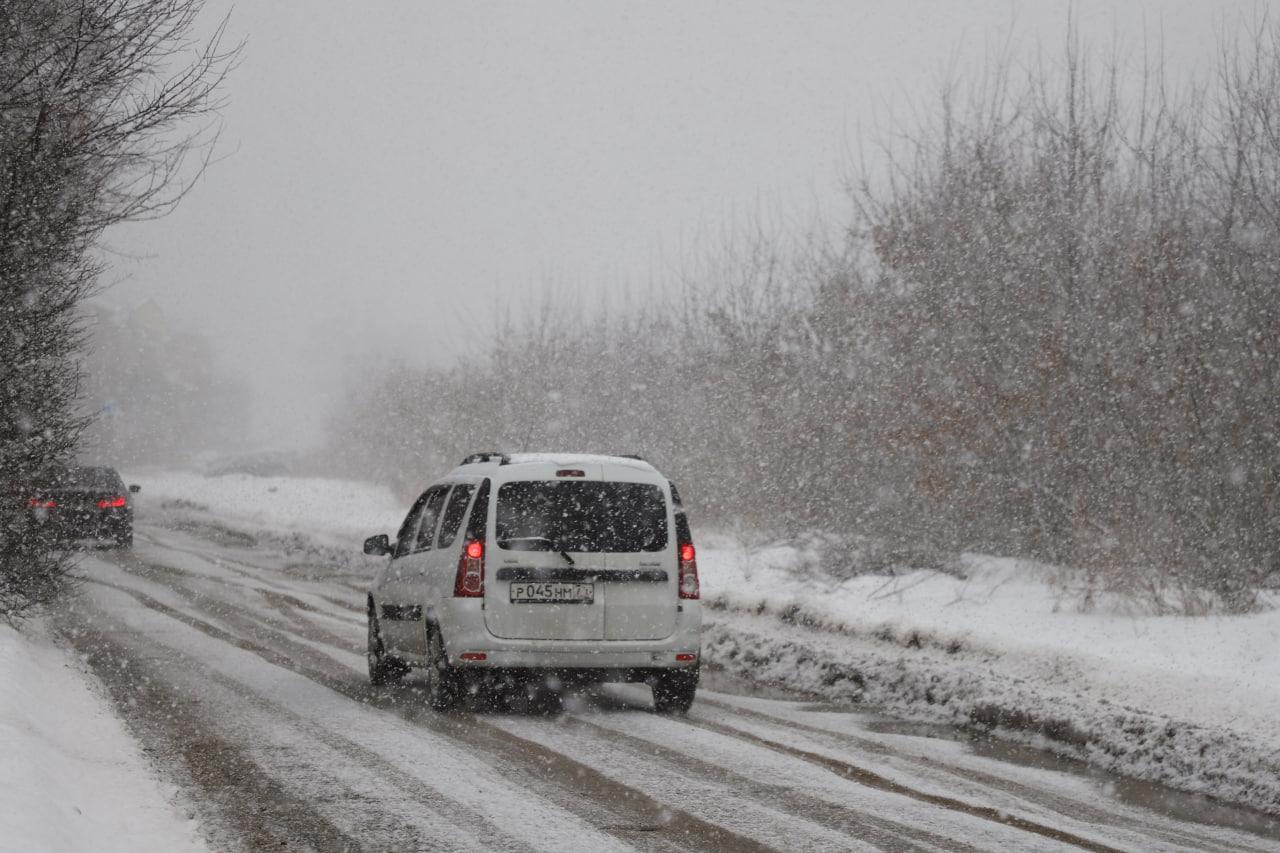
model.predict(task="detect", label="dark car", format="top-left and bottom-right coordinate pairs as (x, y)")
top-left (27, 466), bottom-right (139, 548)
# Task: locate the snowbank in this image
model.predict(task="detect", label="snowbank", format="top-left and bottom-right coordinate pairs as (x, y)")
top-left (0, 620), bottom-right (207, 852)
top-left (696, 537), bottom-right (1280, 815)
top-left (698, 539), bottom-right (1280, 749)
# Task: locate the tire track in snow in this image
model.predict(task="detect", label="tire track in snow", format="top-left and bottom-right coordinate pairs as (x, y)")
top-left (680, 713), bottom-right (1118, 851)
top-left (75, 579), bottom-right (646, 852)
top-left (492, 709), bottom-right (978, 852)
top-left (134, 528), bottom-right (365, 621)
top-left (145, 557), bottom-right (1122, 851)
top-left (61, 607), bottom-right (501, 852)
top-left (99, 548), bottom-right (1147, 850)
top-left (98, 552), bottom-right (1008, 849)
top-left (113, 534), bottom-right (1280, 851)
top-left (99, 526), bottom-right (1280, 852)
top-left (94, 558), bottom-right (993, 849)
top-left (78, 570), bottom-right (770, 853)
top-left (684, 695), bottom-right (1261, 853)
top-left (103, 548), bottom-right (361, 660)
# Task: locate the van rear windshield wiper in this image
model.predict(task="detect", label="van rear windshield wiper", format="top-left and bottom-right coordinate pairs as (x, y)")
top-left (497, 535), bottom-right (575, 565)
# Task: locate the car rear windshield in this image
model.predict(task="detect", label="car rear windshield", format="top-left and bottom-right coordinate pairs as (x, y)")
top-left (495, 481), bottom-right (668, 553)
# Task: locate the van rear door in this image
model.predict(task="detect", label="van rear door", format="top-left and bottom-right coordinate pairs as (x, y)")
top-left (483, 467), bottom-right (676, 641)
top-left (483, 465), bottom-right (606, 640)
top-left (600, 477), bottom-right (676, 640)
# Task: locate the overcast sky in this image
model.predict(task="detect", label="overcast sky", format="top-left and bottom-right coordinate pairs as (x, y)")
top-left (101, 0), bottom-right (1261, 447)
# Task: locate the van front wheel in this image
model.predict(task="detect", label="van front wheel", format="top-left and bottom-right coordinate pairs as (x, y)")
top-left (652, 670), bottom-right (697, 714)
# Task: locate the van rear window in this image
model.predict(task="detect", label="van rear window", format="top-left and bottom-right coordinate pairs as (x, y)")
top-left (495, 481), bottom-right (668, 553)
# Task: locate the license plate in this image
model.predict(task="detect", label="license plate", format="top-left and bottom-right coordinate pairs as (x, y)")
top-left (509, 581), bottom-right (594, 604)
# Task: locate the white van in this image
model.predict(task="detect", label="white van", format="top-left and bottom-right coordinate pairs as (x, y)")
top-left (364, 453), bottom-right (702, 713)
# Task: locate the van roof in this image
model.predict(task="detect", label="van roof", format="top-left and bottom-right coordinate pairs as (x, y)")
top-left (448, 452), bottom-right (660, 479)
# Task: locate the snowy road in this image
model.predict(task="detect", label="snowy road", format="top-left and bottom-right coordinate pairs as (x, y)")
top-left (53, 521), bottom-right (1280, 852)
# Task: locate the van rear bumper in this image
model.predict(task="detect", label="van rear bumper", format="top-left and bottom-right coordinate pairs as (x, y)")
top-left (447, 647), bottom-right (701, 670)
top-left (434, 598), bottom-right (702, 670)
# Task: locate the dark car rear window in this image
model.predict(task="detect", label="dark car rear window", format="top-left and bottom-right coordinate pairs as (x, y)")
top-left (496, 481), bottom-right (668, 553)
top-left (37, 466), bottom-right (123, 492)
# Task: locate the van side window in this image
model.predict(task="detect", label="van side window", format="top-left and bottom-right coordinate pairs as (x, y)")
top-left (437, 484), bottom-right (475, 549)
top-left (413, 487), bottom-right (450, 552)
top-left (394, 492), bottom-right (432, 559)
top-left (465, 479), bottom-right (490, 541)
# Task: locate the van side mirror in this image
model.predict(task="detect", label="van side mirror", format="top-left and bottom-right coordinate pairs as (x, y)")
top-left (363, 534), bottom-right (392, 556)
top-left (128, 484), bottom-right (141, 494)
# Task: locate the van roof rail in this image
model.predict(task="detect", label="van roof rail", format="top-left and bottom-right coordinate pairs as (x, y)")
top-left (618, 454), bottom-right (645, 461)
top-left (459, 452), bottom-right (510, 466)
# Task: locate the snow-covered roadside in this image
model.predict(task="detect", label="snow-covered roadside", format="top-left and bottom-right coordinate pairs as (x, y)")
top-left (127, 467), bottom-right (405, 567)
top-left (703, 607), bottom-right (1280, 814)
top-left (127, 468), bottom-right (1280, 816)
top-left (0, 620), bottom-right (207, 852)
top-left (698, 541), bottom-right (1280, 816)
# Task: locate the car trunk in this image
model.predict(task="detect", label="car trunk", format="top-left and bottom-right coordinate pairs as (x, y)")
top-left (33, 488), bottom-right (114, 533)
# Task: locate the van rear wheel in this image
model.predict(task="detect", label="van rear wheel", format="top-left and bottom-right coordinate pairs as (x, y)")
top-left (652, 670), bottom-right (697, 714)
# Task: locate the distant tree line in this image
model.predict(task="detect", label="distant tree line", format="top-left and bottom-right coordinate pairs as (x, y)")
top-left (332, 21), bottom-right (1280, 612)
top-left (81, 301), bottom-right (251, 465)
top-left (0, 1), bottom-right (233, 618)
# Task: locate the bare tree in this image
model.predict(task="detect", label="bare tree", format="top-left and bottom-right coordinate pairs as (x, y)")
top-left (0, 0), bottom-right (237, 619)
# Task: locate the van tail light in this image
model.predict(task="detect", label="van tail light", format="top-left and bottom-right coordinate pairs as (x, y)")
top-left (678, 541), bottom-right (699, 600)
top-left (454, 539), bottom-right (485, 597)
top-left (455, 479), bottom-right (489, 598)
top-left (97, 495), bottom-right (126, 508)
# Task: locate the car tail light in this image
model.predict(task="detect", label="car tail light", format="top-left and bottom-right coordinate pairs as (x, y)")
top-left (459, 651), bottom-right (487, 661)
top-left (678, 541), bottom-right (699, 599)
top-left (454, 539), bottom-right (485, 597)
top-left (28, 498), bottom-right (56, 509)
top-left (675, 653), bottom-right (697, 662)
top-left (97, 495), bottom-right (126, 508)
top-left (556, 469), bottom-right (585, 477)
